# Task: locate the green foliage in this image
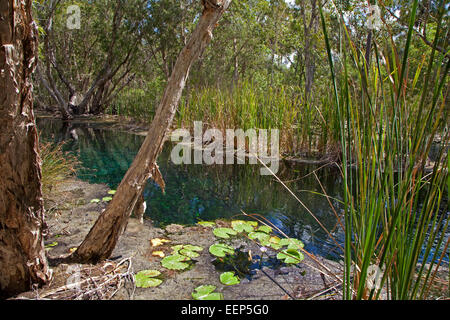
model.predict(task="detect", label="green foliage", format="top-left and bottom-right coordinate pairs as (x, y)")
top-left (276, 249), bottom-right (304, 264)
top-left (213, 227), bottom-right (238, 239)
top-left (161, 254), bottom-right (191, 271)
top-left (40, 141), bottom-right (79, 195)
top-left (231, 220), bottom-right (255, 233)
top-left (320, 0), bottom-right (449, 300)
top-left (209, 243), bottom-right (235, 258)
top-left (192, 285), bottom-right (223, 300)
top-left (219, 272), bottom-right (241, 285)
top-left (135, 270), bottom-right (163, 288)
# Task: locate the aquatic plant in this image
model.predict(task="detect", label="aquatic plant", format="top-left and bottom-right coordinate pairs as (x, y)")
top-left (192, 285), bottom-right (223, 300)
top-left (135, 270), bottom-right (163, 288)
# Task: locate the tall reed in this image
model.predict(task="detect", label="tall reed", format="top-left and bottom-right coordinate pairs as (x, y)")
top-left (320, 0), bottom-right (449, 299)
top-left (178, 80), bottom-right (340, 156)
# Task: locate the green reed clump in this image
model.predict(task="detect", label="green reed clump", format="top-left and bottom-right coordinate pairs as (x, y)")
top-left (320, 0), bottom-right (449, 299)
top-left (106, 79), bottom-right (164, 121)
top-left (40, 141), bottom-right (80, 195)
top-left (178, 80), bottom-right (340, 156)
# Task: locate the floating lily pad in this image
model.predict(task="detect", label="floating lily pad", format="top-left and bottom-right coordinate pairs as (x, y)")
top-left (102, 196), bottom-right (113, 202)
top-left (209, 243), bottom-right (235, 257)
top-left (192, 285), bottom-right (223, 300)
top-left (219, 272), bottom-right (240, 285)
top-left (231, 220), bottom-right (255, 233)
top-left (279, 238), bottom-right (304, 250)
top-left (171, 244), bottom-right (203, 258)
top-left (248, 231), bottom-right (270, 244)
top-left (257, 225), bottom-right (273, 234)
top-left (161, 254), bottom-right (190, 270)
top-left (277, 249), bottom-right (304, 264)
top-left (268, 236), bottom-right (283, 250)
top-left (197, 221), bottom-right (216, 227)
top-left (135, 270), bottom-right (163, 288)
top-left (179, 248), bottom-right (200, 258)
top-left (90, 198), bottom-right (101, 203)
top-left (213, 227), bottom-right (237, 239)
top-left (183, 244), bottom-right (203, 252)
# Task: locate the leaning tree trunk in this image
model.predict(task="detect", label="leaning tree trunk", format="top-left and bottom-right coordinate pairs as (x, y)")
top-left (0, 0), bottom-right (51, 297)
top-left (72, 0), bottom-right (232, 263)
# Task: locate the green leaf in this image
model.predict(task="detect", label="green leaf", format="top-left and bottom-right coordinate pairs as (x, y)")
top-left (248, 232), bottom-right (270, 243)
top-left (171, 245), bottom-right (184, 254)
top-left (219, 272), bottom-right (240, 285)
top-left (213, 227), bottom-right (237, 239)
top-left (209, 243), bottom-right (234, 257)
top-left (135, 270), bottom-right (163, 288)
top-left (179, 248), bottom-right (200, 258)
top-left (161, 254), bottom-right (190, 270)
top-left (171, 244), bottom-right (203, 258)
top-left (197, 221), bottom-right (216, 227)
top-left (192, 285), bottom-right (223, 300)
top-left (231, 220), bottom-right (255, 233)
top-left (90, 198), bottom-right (101, 203)
top-left (268, 236), bottom-right (283, 250)
top-left (107, 190), bottom-right (116, 195)
top-left (257, 225), bottom-right (273, 234)
top-left (102, 196), bottom-right (113, 202)
top-left (277, 249), bottom-right (304, 264)
top-left (279, 238), bottom-right (304, 250)
top-left (45, 241), bottom-right (58, 248)
top-left (183, 245), bottom-right (203, 252)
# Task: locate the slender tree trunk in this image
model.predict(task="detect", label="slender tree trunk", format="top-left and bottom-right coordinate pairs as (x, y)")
top-left (0, 0), bottom-right (51, 298)
top-left (71, 0), bottom-right (232, 263)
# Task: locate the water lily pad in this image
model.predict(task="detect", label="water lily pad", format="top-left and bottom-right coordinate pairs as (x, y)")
top-left (219, 272), bottom-right (240, 285)
top-left (231, 220), bottom-right (255, 233)
top-left (192, 285), bottom-right (223, 300)
top-left (268, 236), bottom-right (283, 250)
top-left (183, 244), bottom-right (203, 252)
top-left (102, 196), bottom-right (113, 202)
top-left (161, 254), bottom-right (190, 270)
top-left (209, 243), bottom-right (235, 257)
top-left (90, 198), bottom-right (101, 203)
top-left (179, 248), bottom-right (200, 258)
top-left (277, 249), bottom-right (304, 264)
top-left (135, 270), bottom-right (163, 288)
top-left (197, 221), bottom-right (215, 227)
top-left (213, 227), bottom-right (237, 239)
top-left (107, 190), bottom-right (116, 195)
top-left (279, 238), bottom-right (304, 250)
top-left (171, 244), bottom-right (203, 258)
top-left (257, 225), bottom-right (273, 234)
top-left (171, 244), bottom-right (184, 253)
top-left (248, 231), bottom-right (270, 244)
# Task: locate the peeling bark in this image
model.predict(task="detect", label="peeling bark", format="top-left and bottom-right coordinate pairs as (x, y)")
top-left (0, 0), bottom-right (51, 297)
top-left (72, 0), bottom-right (232, 263)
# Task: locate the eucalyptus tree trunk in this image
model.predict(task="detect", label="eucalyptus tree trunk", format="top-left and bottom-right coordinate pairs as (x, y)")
top-left (72, 0), bottom-right (233, 263)
top-left (0, 0), bottom-right (51, 297)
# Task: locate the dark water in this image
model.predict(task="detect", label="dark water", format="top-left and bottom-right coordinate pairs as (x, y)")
top-left (35, 118), bottom-right (343, 260)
